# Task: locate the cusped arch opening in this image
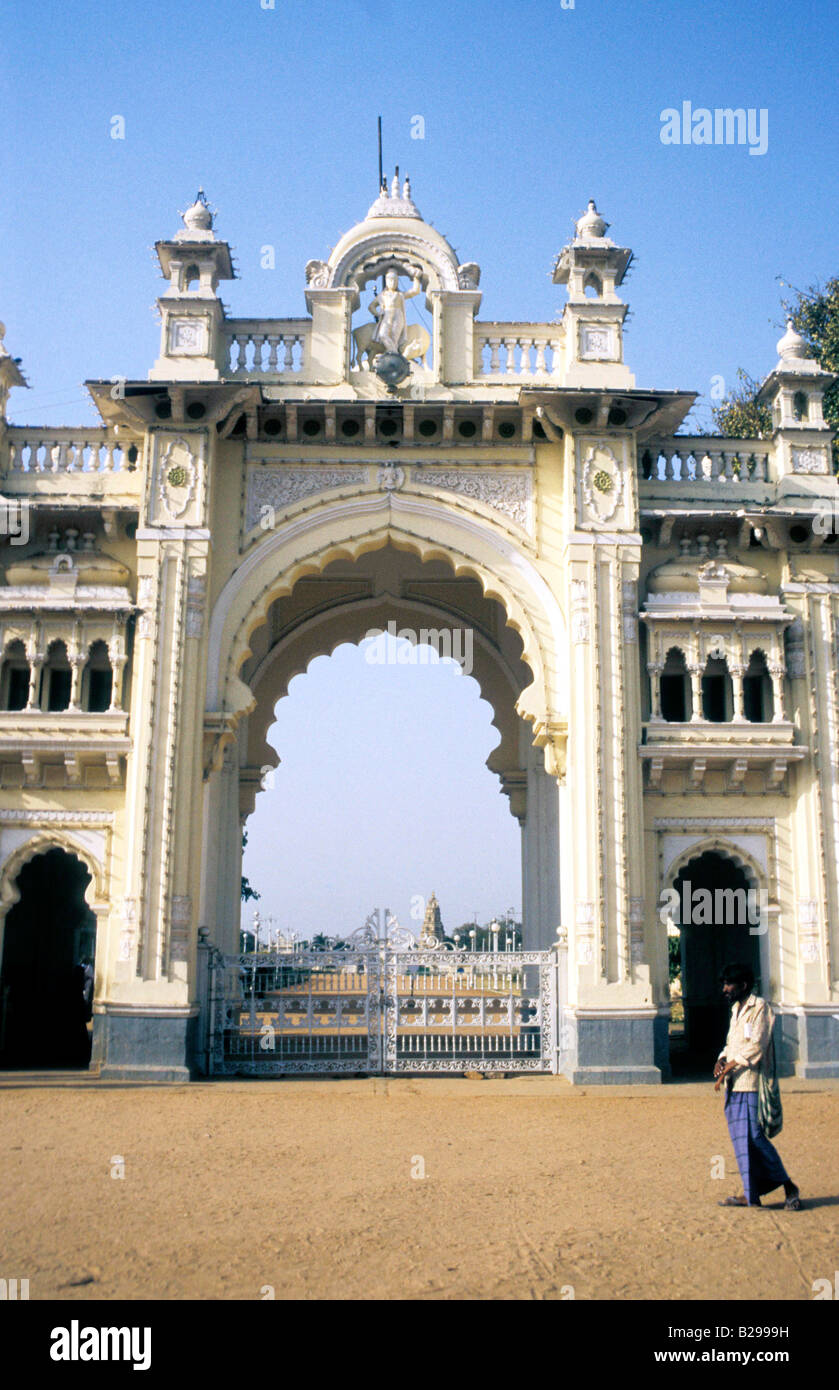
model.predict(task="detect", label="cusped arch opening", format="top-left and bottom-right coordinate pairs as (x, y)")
top-left (0, 843), bottom-right (99, 1069)
top-left (237, 542), bottom-right (533, 810)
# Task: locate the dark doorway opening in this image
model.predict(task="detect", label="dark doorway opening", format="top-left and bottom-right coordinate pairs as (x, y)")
top-left (668, 851), bottom-right (762, 1079)
top-left (0, 848), bottom-right (96, 1069)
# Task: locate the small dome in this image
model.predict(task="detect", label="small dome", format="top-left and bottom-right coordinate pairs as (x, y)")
top-left (182, 190), bottom-right (213, 232)
top-left (575, 199), bottom-right (608, 239)
top-left (777, 319), bottom-right (810, 362)
top-left (5, 548), bottom-right (131, 588)
top-left (365, 171), bottom-right (422, 220)
top-left (647, 537), bottom-right (767, 596)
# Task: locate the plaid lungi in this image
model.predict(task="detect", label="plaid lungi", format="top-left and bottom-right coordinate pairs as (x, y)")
top-left (725, 1090), bottom-right (789, 1203)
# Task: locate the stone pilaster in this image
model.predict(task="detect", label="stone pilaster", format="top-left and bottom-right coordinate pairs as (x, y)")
top-left (561, 428), bottom-right (658, 1082)
top-left (95, 427), bottom-right (211, 1079)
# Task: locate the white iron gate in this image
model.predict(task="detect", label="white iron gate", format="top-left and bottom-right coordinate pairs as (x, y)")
top-left (203, 914), bottom-right (557, 1076)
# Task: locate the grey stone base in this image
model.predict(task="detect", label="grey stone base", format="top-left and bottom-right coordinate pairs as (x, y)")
top-left (654, 1011), bottom-right (672, 1081)
top-left (560, 1011), bottom-right (662, 1085)
top-left (92, 1008), bottom-right (197, 1083)
top-left (795, 1009), bottom-right (839, 1079)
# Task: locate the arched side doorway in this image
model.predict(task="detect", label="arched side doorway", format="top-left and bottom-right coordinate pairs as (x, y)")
top-left (0, 847), bottom-right (97, 1069)
top-left (666, 849), bottom-right (764, 1077)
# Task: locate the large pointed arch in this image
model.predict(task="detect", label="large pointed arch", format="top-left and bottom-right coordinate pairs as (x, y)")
top-left (205, 491), bottom-right (568, 776)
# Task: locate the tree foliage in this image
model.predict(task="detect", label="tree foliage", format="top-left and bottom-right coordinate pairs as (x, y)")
top-left (782, 275), bottom-right (839, 470)
top-left (712, 276), bottom-right (839, 471)
top-left (710, 369), bottom-right (772, 439)
top-left (240, 829), bottom-right (260, 903)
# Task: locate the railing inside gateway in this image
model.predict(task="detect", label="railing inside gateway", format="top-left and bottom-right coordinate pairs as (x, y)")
top-left (224, 320), bottom-right (310, 376)
top-left (205, 913), bottom-right (556, 1075)
top-left (474, 325), bottom-right (562, 378)
top-left (640, 436), bottom-right (772, 484)
top-left (5, 429), bottom-right (139, 474)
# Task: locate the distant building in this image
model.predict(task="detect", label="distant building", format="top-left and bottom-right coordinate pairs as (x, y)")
top-left (421, 892), bottom-right (445, 942)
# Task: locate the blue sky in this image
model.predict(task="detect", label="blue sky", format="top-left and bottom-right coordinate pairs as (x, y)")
top-left (2, 0), bottom-right (836, 934)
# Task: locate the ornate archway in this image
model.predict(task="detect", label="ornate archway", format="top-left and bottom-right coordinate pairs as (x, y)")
top-left (201, 510), bottom-right (568, 956)
top-left (663, 842), bottom-right (768, 1076)
top-left (0, 839), bottom-right (104, 1068)
top-left (205, 491), bottom-right (568, 772)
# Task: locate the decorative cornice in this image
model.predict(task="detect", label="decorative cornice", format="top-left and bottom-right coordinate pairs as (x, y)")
top-left (0, 809), bottom-right (114, 825)
top-left (653, 817), bottom-right (774, 828)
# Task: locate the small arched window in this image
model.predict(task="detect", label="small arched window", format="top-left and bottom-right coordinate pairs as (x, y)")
top-left (661, 648), bottom-right (691, 722)
top-left (0, 640), bottom-right (30, 711)
top-left (81, 641), bottom-right (113, 713)
top-left (701, 655), bottom-right (732, 722)
top-left (793, 390), bottom-right (809, 422)
top-left (184, 263), bottom-right (201, 290)
top-left (43, 640), bottom-right (72, 712)
top-left (743, 650), bottom-right (773, 722)
top-left (583, 273), bottom-right (602, 299)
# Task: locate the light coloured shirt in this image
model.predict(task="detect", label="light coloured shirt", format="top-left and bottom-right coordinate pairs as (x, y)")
top-left (717, 993), bottom-right (773, 1093)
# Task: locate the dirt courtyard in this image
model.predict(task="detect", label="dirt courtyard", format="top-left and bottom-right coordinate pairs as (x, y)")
top-left (1, 1076), bottom-right (837, 1301)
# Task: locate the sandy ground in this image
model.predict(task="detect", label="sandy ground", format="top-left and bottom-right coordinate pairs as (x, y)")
top-left (1, 1075), bottom-right (837, 1302)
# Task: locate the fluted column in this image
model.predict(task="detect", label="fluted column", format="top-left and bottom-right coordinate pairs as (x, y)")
top-left (648, 663), bottom-right (663, 720)
top-left (688, 665), bottom-right (703, 721)
top-left (69, 652), bottom-right (84, 712)
top-left (769, 663), bottom-right (786, 722)
top-left (730, 664), bottom-right (746, 721)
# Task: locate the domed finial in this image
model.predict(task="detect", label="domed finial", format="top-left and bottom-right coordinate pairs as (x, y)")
top-left (576, 199), bottom-right (609, 239)
top-left (777, 318), bottom-right (809, 362)
top-left (403, 174), bottom-right (411, 199)
top-left (174, 189), bottom-right (217, 243)
top-left (182, 190), bottom-right (213, 233)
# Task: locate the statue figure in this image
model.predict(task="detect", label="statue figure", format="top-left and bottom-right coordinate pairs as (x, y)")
top-left (369, 270), bottom-right (422, 355)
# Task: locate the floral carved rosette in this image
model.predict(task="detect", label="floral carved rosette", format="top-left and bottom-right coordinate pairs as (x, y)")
top-left (158, 437), bottom-right (199, 519)
top-left (581, 444), bottom-right (624, 524)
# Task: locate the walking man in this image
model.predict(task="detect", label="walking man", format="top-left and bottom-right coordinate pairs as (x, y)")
top-left (713, 962), bottom-right (801, 1209)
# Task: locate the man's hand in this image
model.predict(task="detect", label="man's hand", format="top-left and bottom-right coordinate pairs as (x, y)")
top-left (714, 1060), bottom-right (737, 1092)
top-left (713, 1058), bottom-right (727, 1079)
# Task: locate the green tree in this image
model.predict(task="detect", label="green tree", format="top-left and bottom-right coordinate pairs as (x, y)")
top-left (781, 276), bottom-right (839, 471)
top-left (711, 369), bottom-right (772, 439)
top-left (240, 830), bottom-right (260, 903)
top-left (711, 277), bottom-right (839, 471)
top-left (668, 933), bottom-right (681, 985)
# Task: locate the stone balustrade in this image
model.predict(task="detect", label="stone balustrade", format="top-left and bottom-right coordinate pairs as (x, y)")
top-left (640, 436), bottom-right (772, 484)
top-left (5, 429), bottom-right (139, 474)
top-left (474, 325), bottom-right (562, 379)
top-left (224, 320), bottom-right (310, 376)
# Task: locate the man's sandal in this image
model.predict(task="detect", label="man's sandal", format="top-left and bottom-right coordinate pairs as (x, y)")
top-left (784, 1189), bottom-right (802, 1211)
top-left (718, 1195), bottom-right (751, 1206)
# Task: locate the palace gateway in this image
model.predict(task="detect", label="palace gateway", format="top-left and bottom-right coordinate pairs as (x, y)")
top-left (0, 178), bottom-right (837, 1082)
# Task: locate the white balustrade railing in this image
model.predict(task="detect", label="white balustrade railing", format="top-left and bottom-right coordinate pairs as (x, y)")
top-left (5, 429), bottom-right (139, 474)
top-left (224, 319), bottom-right (310, 376)
top-left (474, 324), bottom-right (561, 379)
top-left (640, 436), bottom-right (772, 484)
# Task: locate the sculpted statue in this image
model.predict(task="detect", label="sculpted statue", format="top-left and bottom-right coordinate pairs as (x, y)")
top-left (368, 270), bottom-right (422, 354)
top-left (352, 270), bottom-right (430, 369)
